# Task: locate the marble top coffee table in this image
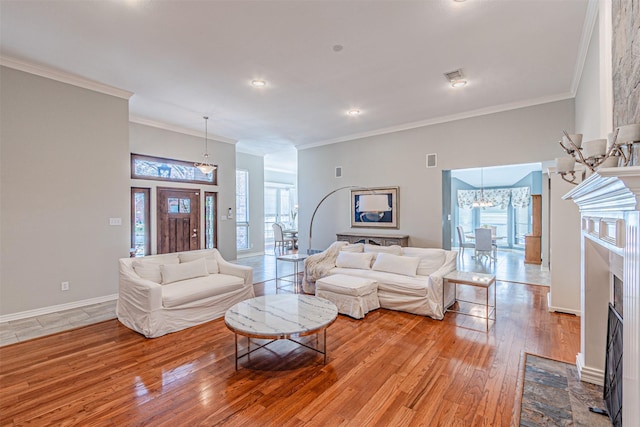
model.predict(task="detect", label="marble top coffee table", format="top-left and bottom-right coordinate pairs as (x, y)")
top-left (224, 294), bottom-right (338, 369)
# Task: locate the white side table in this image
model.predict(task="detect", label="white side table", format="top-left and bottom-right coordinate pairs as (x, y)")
top-left (444, 271), bottom-right (496, 332)
top-left (276, 254), bottom-right (308, 293)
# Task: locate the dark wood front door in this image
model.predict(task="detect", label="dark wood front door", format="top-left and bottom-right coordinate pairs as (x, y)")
top-left (157, 187), bottom-right (200, 254)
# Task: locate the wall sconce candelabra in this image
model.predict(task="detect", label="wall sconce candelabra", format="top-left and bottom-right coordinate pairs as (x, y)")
top-left (556, 124), bottom-right (640, 185)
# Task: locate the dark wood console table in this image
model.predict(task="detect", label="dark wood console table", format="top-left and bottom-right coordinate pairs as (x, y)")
top-left (336, 232), bottom-right (409, 247)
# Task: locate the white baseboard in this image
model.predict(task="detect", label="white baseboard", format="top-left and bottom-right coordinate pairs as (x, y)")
top-left (236, 250), bottom-right (266, 259)
top-left (547, 293), bottom-right (581, 316)
top-left (576, 352), bottom-right (605, 386)
top-left (0, 294), bottom-right (118, 323)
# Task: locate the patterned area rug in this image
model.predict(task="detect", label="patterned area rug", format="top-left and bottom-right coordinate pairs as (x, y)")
top-left (517, 353), bottom-right (610, 427)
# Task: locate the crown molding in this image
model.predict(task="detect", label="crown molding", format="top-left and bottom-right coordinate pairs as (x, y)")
top-left (0, 55), bottom-right (133, 100)
top-left (297, 92), bottom-right (574, 151)
top-left (570, 0), bottom-right (599, 96)
top-left (129, 115), bottom-right (237, 145)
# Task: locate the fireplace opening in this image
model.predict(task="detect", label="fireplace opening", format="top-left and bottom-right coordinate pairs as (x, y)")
top-left (604, 302), bottom-right (623, 426)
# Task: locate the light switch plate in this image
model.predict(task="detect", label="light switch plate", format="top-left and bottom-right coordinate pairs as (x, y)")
top-left (109, 218), bottom-right (122, 226)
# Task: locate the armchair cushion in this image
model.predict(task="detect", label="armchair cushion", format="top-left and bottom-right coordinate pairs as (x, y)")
top-left (160, 258), bottom-right (209, 285)
top-left (179, 251), bottom-right (219, 274)
top-left (132, 255), bottom-right (179, 283)
top-left (161, 274), bottom-right (245, 308)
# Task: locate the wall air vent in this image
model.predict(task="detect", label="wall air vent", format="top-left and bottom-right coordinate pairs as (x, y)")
top-left (426, 153), bottom-right (437, 168)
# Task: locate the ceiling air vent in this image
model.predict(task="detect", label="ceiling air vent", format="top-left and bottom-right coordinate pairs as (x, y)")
top-left (444, 69), bottom-right (463, 82)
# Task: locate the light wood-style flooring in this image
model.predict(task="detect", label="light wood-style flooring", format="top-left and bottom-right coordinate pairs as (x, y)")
top-left (0, 279), bottom-right (579, 426)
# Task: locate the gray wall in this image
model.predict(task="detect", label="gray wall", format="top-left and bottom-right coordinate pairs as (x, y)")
top-left (0, 67), bottom-right (130, 315)
top-left (548, 13), bottom-right (602, 314)
top-left (236, 152), bottom-right (265, 256)
top-left (129, 122), bottom-right (238, 260)
top-left (298, 100), bottom-right (575, 252)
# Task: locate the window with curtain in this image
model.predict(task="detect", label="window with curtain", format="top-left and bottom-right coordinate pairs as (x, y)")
top-left (236, 170), bottom-right (249, 250)
top-left (456, 186), bottom-right (531, 249)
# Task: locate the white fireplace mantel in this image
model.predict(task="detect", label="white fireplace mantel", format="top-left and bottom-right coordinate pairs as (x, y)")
top-left (563, 166), bottom-right (640, 425)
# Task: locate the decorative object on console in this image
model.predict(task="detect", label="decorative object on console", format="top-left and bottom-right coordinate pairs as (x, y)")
top-left (556, 124), bottom-right (640, 185)
top-left (351, 187), bottom-right (399, 228)
top-left (194, 116), bottom-right (216, 174)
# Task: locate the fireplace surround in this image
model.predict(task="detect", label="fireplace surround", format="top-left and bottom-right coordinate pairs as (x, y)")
top-left (564, 166), bottom-right (640, 425)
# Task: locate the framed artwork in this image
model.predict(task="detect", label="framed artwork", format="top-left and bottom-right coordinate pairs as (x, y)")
top-left (351, 187), bottom-right (399, 228)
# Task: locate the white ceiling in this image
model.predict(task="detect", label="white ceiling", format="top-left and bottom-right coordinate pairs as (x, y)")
top-left (0, 0), bottom-right (589, 168)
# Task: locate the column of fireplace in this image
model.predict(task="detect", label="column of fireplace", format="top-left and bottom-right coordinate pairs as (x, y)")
top-left (563, 167), bottom-right (640, 425)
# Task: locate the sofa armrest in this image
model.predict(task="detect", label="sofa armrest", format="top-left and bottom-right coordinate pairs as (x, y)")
top-left (118, 261), bottom-right (163, 312)
top-left (429, 251), bottom-right (458, 279)
top-left (217, 260), bottom-right (253, 287)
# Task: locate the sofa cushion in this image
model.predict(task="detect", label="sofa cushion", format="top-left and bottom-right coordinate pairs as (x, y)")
top-left (179, 251), bottom-right (219, 274)
top-left (132, 255), bottom-right (179, 283)
top-left (161, 274), bottom-right (245, 308)
top-left (372, 253), bottom-right (420, 277)
top-left (402, 248), bottom-right (446, 276)
top-left (336, 251), bottom-right (374, 269)
top-left (339, 243), bottom-right (364, 253)
top-left (161, 258), bottom-right (209, 285)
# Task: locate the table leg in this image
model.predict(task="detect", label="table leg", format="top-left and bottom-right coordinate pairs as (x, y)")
top-left (486, 285), bottom-right (489, 332)
top-left (323, 328), bottom-right (327, 364)
top-left (234, 333), bottom-right (238, 370)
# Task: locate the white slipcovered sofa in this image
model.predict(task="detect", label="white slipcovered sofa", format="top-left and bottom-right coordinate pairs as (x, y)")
top-left (118, 249), bottom-right (254, 338)
top-left (302, 242), bottom-right (457, 320)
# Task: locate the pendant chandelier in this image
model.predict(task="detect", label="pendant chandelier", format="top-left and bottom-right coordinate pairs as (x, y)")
top-left (195, 116), bottom-right (216, 174)
top-left (472, 168), bottom-right (494, 208)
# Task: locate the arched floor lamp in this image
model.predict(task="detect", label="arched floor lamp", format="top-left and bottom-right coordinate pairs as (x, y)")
top-left (307, 186), bottom-right (388, 254)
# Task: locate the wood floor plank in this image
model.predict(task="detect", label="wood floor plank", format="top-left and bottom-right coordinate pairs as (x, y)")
top-left (0, 281), bottom-right (580, 426)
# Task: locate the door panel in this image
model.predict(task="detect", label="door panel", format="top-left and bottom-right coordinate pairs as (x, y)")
top-left (157, 187), bottom-right (200, 254)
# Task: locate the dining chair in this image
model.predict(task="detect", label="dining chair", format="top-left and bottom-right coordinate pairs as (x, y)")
top-left (475, 228), bottom-right (497, 263)
top-left (456, 226), bottom-right (475, 258)
top-left (272, 222), bottom-right (294, 253)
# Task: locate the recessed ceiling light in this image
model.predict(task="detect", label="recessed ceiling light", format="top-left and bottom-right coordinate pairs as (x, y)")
top-left (451, 79), bottom-right (468, 88)
top-left (347, 109), bottom-right (361, 116)
top-left (251, 80), bottom-right (266, 87)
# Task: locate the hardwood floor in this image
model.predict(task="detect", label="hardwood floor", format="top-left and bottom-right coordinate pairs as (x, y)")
top-left (0, 280), bottom-right (579, 426)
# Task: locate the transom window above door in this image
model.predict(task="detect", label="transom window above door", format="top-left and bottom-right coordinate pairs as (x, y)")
top-left (131, 153), bottom-right (217, 185)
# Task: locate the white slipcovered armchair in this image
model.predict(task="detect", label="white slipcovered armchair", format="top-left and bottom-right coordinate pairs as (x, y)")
top-left (118, 249), bottom-right (254, 338)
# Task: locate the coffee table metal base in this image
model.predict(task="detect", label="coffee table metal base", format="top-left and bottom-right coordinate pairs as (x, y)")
top-left (233, 329), bottom-right (328, 370)
top-left (225, 295), bottom-right (338, 370)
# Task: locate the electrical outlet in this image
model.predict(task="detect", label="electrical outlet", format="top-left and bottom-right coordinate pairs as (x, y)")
top-left (61, 281), bottom-right (70, 291)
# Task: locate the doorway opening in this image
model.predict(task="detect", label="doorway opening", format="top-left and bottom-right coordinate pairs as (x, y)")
top-left (445, 163), bottom-right (544, 266)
